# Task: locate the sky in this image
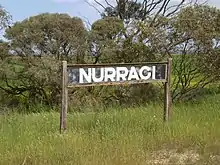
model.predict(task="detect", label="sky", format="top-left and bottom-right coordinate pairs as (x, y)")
top-left (0, 0), bottom-right (104, 27)
top-left (1, 0), bottom-right (220, 27)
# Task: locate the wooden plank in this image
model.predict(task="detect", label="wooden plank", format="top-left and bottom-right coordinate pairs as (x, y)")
top-left (67, 79), bottom-right (167, 88)
top-left (60, 61), bottom-right (68, 133)
top-left (67, 61), bottom-right (168, 68)
top-left (164, 58), bottom-right (172, 122)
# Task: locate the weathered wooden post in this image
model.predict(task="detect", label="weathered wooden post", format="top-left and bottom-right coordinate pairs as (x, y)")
top-left (60, 61), bottom-right (68, 133)
top-left (164, 58), bottom-right (172, 122)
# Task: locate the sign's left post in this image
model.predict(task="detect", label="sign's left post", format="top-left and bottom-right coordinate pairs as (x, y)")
top-left (60, 61), bottom-right (68, 133)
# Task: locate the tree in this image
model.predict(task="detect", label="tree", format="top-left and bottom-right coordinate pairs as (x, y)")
top-left (89, 0), bottom-right (199, 63)
top-left (171, 5), bottom-right (220, 101)
top-left (101, 1), bottom-right (144, 20)
top-left (0, 5), bottom-right (12, 108)
top-left (5, 13), bottom-right (87, 62)
top-left (89, 17), bottom-right (124, 63)
top-left (0, 5), bottom-right (11, 61)
top-left (100, 0), bottom-right (190, 21)
top-left (89, 0), bottom-right (219, 102)
top-left (0, 4), bottom-right (11, 31)
top-left (0, 13), bottom-right (88, 107)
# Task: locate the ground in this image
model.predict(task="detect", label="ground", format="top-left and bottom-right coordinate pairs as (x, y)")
top-left (1, 94), bottom-right (220, 165)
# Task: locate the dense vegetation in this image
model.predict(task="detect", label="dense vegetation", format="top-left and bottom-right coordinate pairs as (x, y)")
top-left (1, 1), bottom-right (220, 164)
top-left (1, 94), bottom-right (220, 164)
top-left (0, 0), bottom-right (220, 112)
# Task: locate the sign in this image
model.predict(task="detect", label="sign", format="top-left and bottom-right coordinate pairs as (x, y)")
top-left (59, 59), bottom-right (172, 133)
top-left (67, 63), bottom-right (167, 87)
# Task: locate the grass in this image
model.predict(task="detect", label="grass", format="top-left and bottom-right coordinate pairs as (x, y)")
top-left (1, 94), bottom-right (220, 165)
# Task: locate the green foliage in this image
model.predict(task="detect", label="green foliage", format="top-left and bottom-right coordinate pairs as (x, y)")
top-left (0, 40), bottom-right (9, 60)
top-left (0, 56), bottom-right (61, 107)
top-left (4, 13), bottom-right (87, 62)
top-left (89, 17), bottom-right (124, 63)
top-left (92, 17), bottom-right (124, 40)
top-left (1, 95), bottom-right (220, 164)
top-left (96, 1), bottom-right (220, 102)
top-left (0, 13), bottom-right (88, 108)
top-left (169, 5), bottom-right (220, 101)
top-left (0, 5), bottom-right (11, 31)
top-left (68, 84), bottom-right (161, 113)
top-left (1, 2), bottom-right (220, 164)
top-left (1, 3), bottom-right (220, 111)
top-left (101, 1), bottom-right (144, 20)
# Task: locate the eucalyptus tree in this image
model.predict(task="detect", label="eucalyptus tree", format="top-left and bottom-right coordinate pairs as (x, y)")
top-left (89, 0), bottom-right (220, 101)
top-left (0, 13), bottom-right (88, 107)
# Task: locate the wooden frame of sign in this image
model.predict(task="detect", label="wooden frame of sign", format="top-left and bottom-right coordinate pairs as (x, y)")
top-left (60, 58), bottom-right (172, 133)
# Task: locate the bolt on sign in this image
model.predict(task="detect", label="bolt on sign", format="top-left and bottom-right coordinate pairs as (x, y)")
top-left (60, 59), bottom-right (172, 133)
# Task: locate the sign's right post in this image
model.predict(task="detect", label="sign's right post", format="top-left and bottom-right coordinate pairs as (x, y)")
top-left (164, 58), bottom-right (172, 122)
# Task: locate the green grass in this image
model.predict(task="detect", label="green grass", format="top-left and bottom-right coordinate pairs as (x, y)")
top-left (1, 94), bottom-right (220, 165)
